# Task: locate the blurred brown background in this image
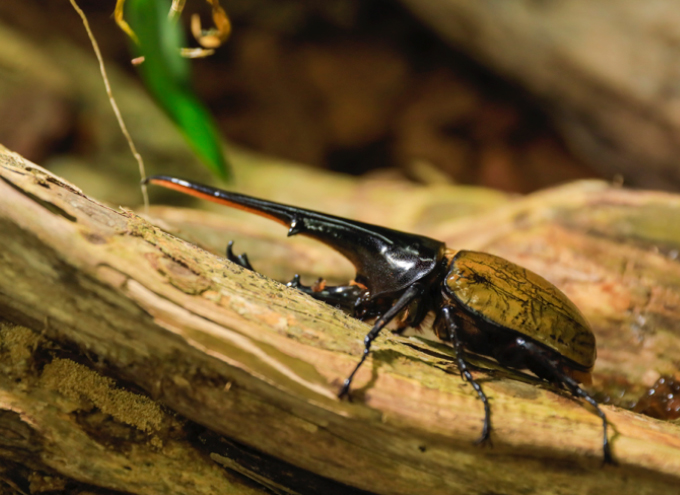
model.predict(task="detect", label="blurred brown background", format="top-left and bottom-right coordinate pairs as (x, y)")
top-left (3, 0), bottom-right (680, 195)
top-left (0, 0), bottom-right (605, 196)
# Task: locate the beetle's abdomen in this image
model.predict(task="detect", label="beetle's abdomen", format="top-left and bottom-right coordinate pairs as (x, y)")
top-left (444, 250), bottom-right (596, 369)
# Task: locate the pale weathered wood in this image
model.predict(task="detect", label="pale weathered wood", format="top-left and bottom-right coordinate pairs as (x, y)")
top-left (1, 145), bottom-right (680, 494)
top-left (399, 0), bottom-right (680, 190)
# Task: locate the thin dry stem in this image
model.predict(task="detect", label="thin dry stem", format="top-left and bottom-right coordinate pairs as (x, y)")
top-left (69, 0), bottom-right (149, 213)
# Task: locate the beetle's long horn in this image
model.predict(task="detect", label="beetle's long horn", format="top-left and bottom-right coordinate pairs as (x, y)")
top-left (144, 176), bottom-right (303, 228)
top-left (144, 176), bottom-right (446, 297)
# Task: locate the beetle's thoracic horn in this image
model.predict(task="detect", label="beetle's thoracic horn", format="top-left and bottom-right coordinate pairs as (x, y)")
top-left (144, 176), bottom-right (446, 297)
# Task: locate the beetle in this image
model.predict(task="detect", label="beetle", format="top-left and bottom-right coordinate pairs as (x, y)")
top-left (144, 175), bottom-right (613, 463)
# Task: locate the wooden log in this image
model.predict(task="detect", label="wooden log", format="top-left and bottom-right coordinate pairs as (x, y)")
top-left (1, 145), bottom-right (680, 494)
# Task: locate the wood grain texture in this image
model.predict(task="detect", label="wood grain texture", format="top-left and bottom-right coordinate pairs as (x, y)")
top-left (1, 145), bottom-right (680, 494)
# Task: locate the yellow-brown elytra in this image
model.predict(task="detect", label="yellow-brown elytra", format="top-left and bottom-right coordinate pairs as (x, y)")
top-left (144, 175), bottom-right (613, 464)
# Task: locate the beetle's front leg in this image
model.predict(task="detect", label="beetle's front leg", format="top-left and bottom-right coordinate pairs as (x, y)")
top-left (440, 306), bottom-right (492, 445)
top-left (226, 241), bottom-right (254, 270)
top-left (287, 275), bottom-right (368, 312)
top-left (227, 241), bottom-right (367, 312)
top-left (338, 283), bottom-right (427, 399)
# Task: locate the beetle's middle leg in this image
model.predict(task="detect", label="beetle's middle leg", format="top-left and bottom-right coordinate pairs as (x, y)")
top-left (440, 306), bottom-right (492, 445)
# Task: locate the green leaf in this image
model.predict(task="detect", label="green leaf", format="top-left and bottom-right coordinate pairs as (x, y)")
top-left (125, 0), bottom-right (230, 179)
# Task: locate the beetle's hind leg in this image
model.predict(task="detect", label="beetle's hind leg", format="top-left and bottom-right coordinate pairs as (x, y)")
top-left (440, 307), bottom-right (492, 445)
top-left (514, 337), bottom-right (614, 464)
top-left (564, 375), bottom-right (614, 465)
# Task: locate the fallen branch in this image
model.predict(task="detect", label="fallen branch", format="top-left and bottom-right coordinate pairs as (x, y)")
top-left (1, 145), bottom-right (680, 494)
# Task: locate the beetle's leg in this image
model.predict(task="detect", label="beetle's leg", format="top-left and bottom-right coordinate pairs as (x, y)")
top-left (390, 298), bottom-right (428, 336)
top-left (287, 275), bottom-right (367, 312)
top-left (441, 306), bottom-right (492, 445)
top-left (564, 374), bottom-right (614, 465)
top-left (227, 242), bottom-right (367, 310)
top-left (226, 241), bottom-right (254, 270)
top-left (338, 283), bottom-right (426, 399)
top-left (514, 337), bottom-right (614, 465)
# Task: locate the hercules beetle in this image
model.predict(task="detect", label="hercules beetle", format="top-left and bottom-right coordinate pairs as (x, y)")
top-left (145, 175), bottom-right (613, 464)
